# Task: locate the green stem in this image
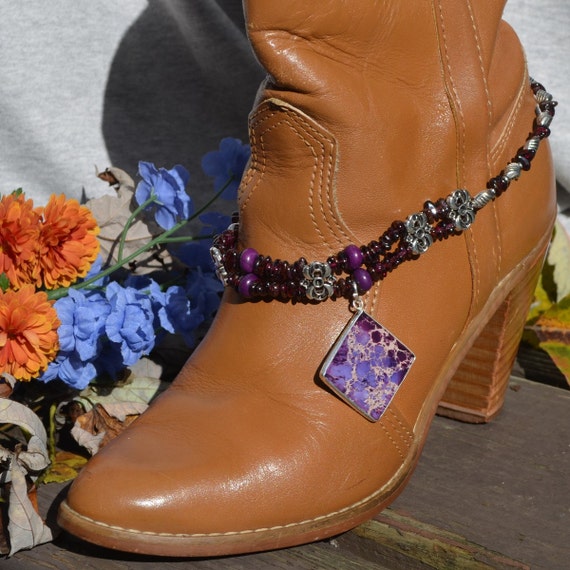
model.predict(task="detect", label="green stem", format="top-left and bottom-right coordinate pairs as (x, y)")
top-left (159, 234), bottom-right (215, 244)
top-left (48, 403), bottom-right (57, 464)
top-left (117, 196), bottom-right (155, 263)
top-left (189, 174), bottom-right (234, 221)
top-left (46, 174), bottom-right (235, 301)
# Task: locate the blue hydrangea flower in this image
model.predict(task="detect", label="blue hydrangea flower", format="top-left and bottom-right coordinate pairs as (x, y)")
top-left (55, 288), bottom-right (111, 360)
top-left (123, 275), bottom-right (197, 346)
top-left (39, 288), bottom-right (111, 390)
top-left (80, 255), bottom-right (109, 287)
top-left (93, 341), bottom-right (125, 380)
top-left (175, 212), bottom-right (232, 272)
top-left (199, 212), bottom-right (233, 236)
top-left (201, 137), bottom-right (250, 200)
top-left (105, 281), bottom-right (157, 366)
top-left (135, 161), bottom-right (193, 230)
top-left (162, 285), bottom-right (200, 345)
top-left (40, 353), bottom-right (98, 390)
top-left (185, 268), bottom-right (223, 322)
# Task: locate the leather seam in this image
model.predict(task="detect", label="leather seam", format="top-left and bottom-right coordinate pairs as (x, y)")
top-left (386, 408), bottom-right (414, 444)
top-left (62, 459), bottom-right (407, 539)
top-left (490, 70), bottom-right (528, 166)
top-left (466, 0), bottom-right (493, 169)
top-left (241, 102), bottom-right (349, 247)
top-left (437, 0), bottom-right (466, 185)
top-left (287, 107), bottom-right (349, 245)
top-left (379, 422), bottom-right (405, 461)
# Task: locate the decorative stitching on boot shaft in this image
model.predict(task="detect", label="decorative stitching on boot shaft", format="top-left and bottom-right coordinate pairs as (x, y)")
top-left (211, 79), bottom-right (556, 304)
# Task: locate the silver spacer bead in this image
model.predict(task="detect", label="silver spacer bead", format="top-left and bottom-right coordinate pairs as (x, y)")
top-left (504, 162), bottom-right (522, 180)
top-left (537, 111), bottom-right (553, 127)
top-left (523, 137), bottom-right (541, 152)
top-left (472, 189), bottom-right (496, 210)
top-left (534, 89), bottom-right (553, 104)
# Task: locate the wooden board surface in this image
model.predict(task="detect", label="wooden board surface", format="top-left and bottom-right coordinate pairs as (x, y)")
top-left (3, 378), bottom-right (569, 569)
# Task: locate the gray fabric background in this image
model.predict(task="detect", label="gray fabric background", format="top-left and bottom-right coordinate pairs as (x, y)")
top-left (0, 0), bottom-right (263, 204)
top-left (0, 1), bottom-right (568, 211)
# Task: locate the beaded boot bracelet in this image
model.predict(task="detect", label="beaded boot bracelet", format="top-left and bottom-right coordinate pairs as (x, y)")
top-left (211, 79), bottom-right (556, 305)
top-left (210, 78), bottom-right (557, 422)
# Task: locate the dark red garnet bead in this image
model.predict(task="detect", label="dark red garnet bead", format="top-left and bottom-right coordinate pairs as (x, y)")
top-left (268, 282), bottom-right (281, 298)
top-left (487, 175), bottom-right (510, 196)
top-left (539, 101), bottom-right (556, 116)
top-left (516, 155), bottom-right (531, 171)
top-left (534, 126), bottom-right (551, 139)
top-left (423, 200), bottom-right (438, 223)
top-left (435, 198), bottom-right (450, 218)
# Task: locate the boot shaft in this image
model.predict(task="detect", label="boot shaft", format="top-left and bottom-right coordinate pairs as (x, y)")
top-left (239, 0), bottom-right (556, 310)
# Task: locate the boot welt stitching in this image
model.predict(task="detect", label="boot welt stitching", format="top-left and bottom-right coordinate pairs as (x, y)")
top-left (62, 467), bottom-right (410, 539)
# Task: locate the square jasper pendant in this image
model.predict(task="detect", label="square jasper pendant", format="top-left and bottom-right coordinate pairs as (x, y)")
top-left (320, 310), bottom-right (415, 422)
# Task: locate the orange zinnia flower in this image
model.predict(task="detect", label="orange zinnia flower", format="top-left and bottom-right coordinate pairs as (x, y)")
top-left (0, 193), bottom-right (41, 289)
top-left (36, 194), bottom-right (101, 289)
top-left (0, 285), bottom-right (60, 381)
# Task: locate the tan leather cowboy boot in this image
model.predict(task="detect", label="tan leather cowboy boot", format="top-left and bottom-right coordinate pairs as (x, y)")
top-left (58, 0), bottom-right (556, 556)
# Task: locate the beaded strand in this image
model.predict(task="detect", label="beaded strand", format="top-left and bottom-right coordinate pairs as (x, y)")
top-left (210, 79), bottom-right (556, 304)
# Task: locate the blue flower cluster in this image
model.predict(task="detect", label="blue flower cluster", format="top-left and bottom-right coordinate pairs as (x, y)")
top-left (135, 162), bottom-right (192, 230)
top-left (40, 137), bottom-right (250, 390)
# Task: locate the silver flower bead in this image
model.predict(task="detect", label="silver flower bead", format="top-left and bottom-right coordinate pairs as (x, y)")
top-left (301, 261), bottom-right (335, 301)
top-left (405, 212), bottom-right (433, 255)
top-left (447, 189), bottom-right (475, 230)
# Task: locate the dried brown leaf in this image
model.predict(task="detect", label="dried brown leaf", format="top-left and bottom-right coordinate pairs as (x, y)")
top-left (41, 451), bottom-right (88, 484)
top-left (72, 403), bottom-right (146, 455)
top-left (87, 167), bottom-right (173, 273)
top-left (0, 400), bottom-right (52, 555)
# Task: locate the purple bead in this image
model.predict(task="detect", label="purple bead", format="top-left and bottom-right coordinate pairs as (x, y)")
top-left (238, 273), bottom-right (259, 298)
top-left (239, 248), bottom-right (259, 273)
top-left (343, 244), bottom-right (364, 270)
top-left (353, 268), bottom-right (373, 292)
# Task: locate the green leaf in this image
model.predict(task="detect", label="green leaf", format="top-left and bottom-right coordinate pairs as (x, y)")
top-left (40, 451), bottom-right (88, 484)
top-left (0, 273), bottom-right (10, 292)
top-left (529, 294), bottom-right (570, 386)
top-left (526, 273), bottom-right (553, 324)
top-left (546, 221), bottom-right (570, 302)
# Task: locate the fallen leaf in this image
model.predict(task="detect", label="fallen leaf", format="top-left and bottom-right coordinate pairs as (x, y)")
top-left (5, 462), bottom-right (52, 556)
top-left (40, 451), bottom-right (88, 484)
top-left (0, 400), bottom-right (52, 555)
top-left (77, 373), bottom-right (166, 411)
top-left (0, 374), bottom-right (15, 398)
top-left (547, 221), bottom-right (570, 303)
top-left (72, 403), bottom-right (145, 455)
top-left (529, 294), bottom-right (570, 385)
top-left (86, 167), bottom-right (173, 273)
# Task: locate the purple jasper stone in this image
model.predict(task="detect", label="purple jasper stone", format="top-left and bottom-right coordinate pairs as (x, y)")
top-left (240, 248), bottom-right (259, 273)
top-left (238, 273), bottom-right (259, 298)
top-left (320, 311), bottom-right (415, 421)
top-left (343, 244), bottom-right (364, 270)
top-left (353, 268), bottom-right (373, 292)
